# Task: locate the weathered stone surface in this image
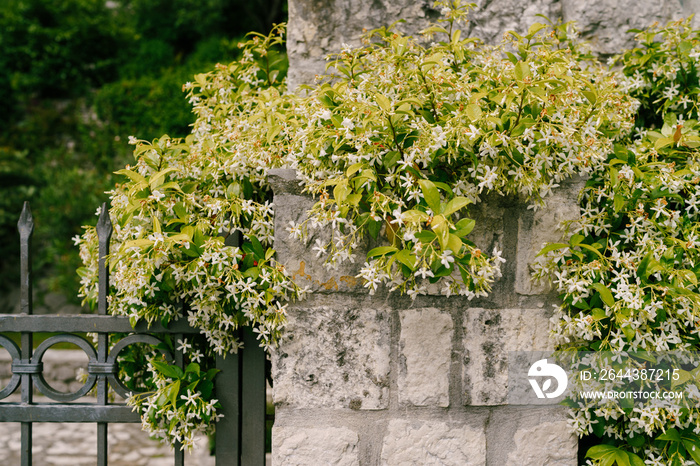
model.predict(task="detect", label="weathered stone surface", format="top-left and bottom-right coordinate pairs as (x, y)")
top-left (380, 419), bottom-right (486, 466)
top-left (288, 0), bottom-right (700, 91)
top-left (398, 308), bottom-right (452, 407)
top-left (465, 0), bottom-right (563, 45)
top-left (287, 0), bottom-right (438, 90)
top-left (272, 306), bottom-right (391, 409)
top-left (272, 426), bottom-right (360, 466)
top-left (462, 308), bottom-right (552, 405)
top-left (269, 169), bottom-right (367, 294)
top-left (561, 0), bottom-right (689, 56)
top-left (506, 419), bottom-right (577, 466)
top-left (515, 176), bottom-right (585, 296)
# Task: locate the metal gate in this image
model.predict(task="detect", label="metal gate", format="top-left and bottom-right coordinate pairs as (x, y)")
top-left (0, 203), bottom-right (267, 465)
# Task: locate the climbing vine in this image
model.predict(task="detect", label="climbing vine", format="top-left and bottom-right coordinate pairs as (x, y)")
top-left (76, 2), bottom-right (700, 460)
top-left (535, 18), bottom-right (700, 466)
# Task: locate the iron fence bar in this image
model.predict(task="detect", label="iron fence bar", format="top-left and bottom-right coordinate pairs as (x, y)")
top-left (0, 315), bottom-right (197, 333)
top-left (241, 327), bottom-right (266, 466)
top-left (18, 202), bottom-right (34, 466)
top-left (215, 349), bottom-right (240, 466)
top-left (96, 204), bottom-right (111, 466)
top-left (0, 404), bottom-right (139, 422)
top-left (3, 206), bottom-right (270, 465)
top-left (174, 331), bottom-right (185, 466)
top-left (216, 232), bottom-right (243, 466)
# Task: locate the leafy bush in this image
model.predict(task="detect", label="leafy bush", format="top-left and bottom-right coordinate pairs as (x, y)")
top-left (535, 18), bottom-right (700, 466)
top-left (0, 0), bottom-right (276, 303)
top-left (75, 1), bottom-right (641, 447)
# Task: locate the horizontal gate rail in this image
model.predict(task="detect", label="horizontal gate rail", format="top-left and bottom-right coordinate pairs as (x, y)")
top-left (0, 202), bottom-right (267, 466)
top-left (0, 314), bottom-right (195, 333)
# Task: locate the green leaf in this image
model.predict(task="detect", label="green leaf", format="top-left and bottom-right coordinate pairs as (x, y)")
top-left (658, 428), bottom-right (681, 442)
top-left (346, 163), bottom-right (364, 177)
top-left (592, 283), bottom-right (615, 308)
top-left (185, 362), bottom-right (200, 374)
top-left (383, 150), bottom-right (402, 169)
top-left (454, 218), bottom-right (476, 237)
top-left (614, 451), bottom-right (631, 466)
top-left (682, 438), bottom-right (700, 464)
top-left (403, 210), bottom-right (429, 223)
top-left (367, 218), bottom-right (382, 239)
top-left (375, 93), bottom-right (392, 112)
top-left (526, 22), bottom-right (547, 38)
top-left (151, 360), bottom-right (184, 379)
top-left (586, 444), bottom-right (620, 460)
top-left (613, 194), bottom-right (626, 213)
top-left (442, 196), bottom-right (471, 216)
top-left (166, 380), bottom-right (181, 406)
top-left (418, 179), bottom-right (441, 212)
top-left (394, 249), bottom-right (417, 269)
top-left (465, 104), bottom-right (482, 121)
top-left (333, 180), bottom-right (351, 203)
top-left (583, 90), bottom-right (597, 105)
top-left (115, 168), bottom-right (147, 185)
top-left (431, 215), bottom-right (449, 249)
top-left (447, 234), bottom-right (463, 254)
top-left (536, 242), bottom-right (569, 257)
top-left (367, 246), bottom-right (398, 258)
top-left (514, 61), bottom-right (530, 81)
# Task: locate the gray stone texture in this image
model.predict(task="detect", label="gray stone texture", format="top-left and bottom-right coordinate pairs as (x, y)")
top-left (270, 1), bottom-right (700, 462)
top-left (287, 0), bottom-right (700, 90)
top-left (272, 306), bottom-right (391, 410)
top-left (268, 168), bottom-right (367, 294)
top-left (515, 176), bottom-right (586, 296)
top-left (398, 308), bottom-right (452, 407)
top-left (380, 419), bottom-right (486, 466)
top-left (462, 308), bottom-right (553, 406)
top-left (272, 426), bottom-right (360, 466)
top-left (507, 419), bottom-right (578, 466)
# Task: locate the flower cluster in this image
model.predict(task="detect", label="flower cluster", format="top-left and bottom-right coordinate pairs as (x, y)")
top-left (126, 356), bottom-right (222, 450)
top-left (535, 19), bottom-right (700, 465)
top-left (76, 25), bottom-right (299, 447)
top-left (287, 0), bottom-right (635, 299)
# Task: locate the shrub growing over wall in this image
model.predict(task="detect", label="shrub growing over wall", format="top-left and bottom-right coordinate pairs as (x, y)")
top-left (76, 0), bottom-right (640, 448)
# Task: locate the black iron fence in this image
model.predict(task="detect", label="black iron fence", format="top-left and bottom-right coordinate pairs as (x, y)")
top-left (0, 202), bottom-right (267, 465)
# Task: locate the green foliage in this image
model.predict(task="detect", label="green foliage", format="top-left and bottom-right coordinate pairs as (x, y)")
top-left (0, 0), bottom-right (278, 303)
top-left (76, 27), bottom-right (295, 447)
top-left (535, 18), bottom-right (700, 466)
top-left (290, 1), bottom-right (634, 298)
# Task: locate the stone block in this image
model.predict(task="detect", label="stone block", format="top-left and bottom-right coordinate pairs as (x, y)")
top-left (268, 168), bottom-right (366, 294)
top-left (287, 0), bottom-right (438, 90)
top-left (272, 426), bottom-right (360, 466)
top-left (398, 308), bottom-right (452, 407)
top-left (515, 176), bottom-right (585, 296)
top-left (272, 306), bottom-right (390, 410)
top-left (462, 308), bottom-right (552, 405)
top-left (380, 419), bottom-right (486, 466)
top-left (507, 419), bottom-right (577, 466)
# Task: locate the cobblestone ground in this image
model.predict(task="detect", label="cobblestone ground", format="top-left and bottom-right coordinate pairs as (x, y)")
top-left (0, 418), bottom-right (215, 466)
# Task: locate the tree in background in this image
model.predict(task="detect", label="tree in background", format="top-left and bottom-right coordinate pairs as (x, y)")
top-left (0, 0), bottom-right (287, 309)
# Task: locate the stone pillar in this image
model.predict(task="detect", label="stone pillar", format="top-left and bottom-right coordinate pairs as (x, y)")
top-left (268, 168), bottom-right (581, 465)
top-left (287, 0), bottom-right (699, 90)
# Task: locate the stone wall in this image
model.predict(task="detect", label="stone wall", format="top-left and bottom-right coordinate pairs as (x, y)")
top-left (287, 0), bottom-right (700, 90)
top-left (268, 169), bottom-right (582, 465)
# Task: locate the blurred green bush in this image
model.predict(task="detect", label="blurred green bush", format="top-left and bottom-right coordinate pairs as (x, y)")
top-left (0, 0), bottom-right (287, 307)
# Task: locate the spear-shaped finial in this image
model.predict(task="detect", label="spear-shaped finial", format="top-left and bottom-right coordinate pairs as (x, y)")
top-left (96, 202), bottom-right (112, 242)
top-left (18, 202), bottom-right (33, 315)
top-left (18, 201), bottom-right (34, 240)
